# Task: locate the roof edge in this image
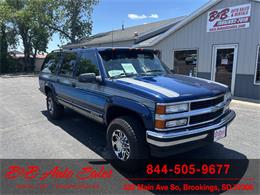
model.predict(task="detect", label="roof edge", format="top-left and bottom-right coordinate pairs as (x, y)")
top-left (63, 37), bottom-right (137, 49)
top-left (148, 0), bottom-right (222, 47)
top-left (63, 17), bottom-right (187, 49)
top-left (136, 16), bottom-right (186, 42)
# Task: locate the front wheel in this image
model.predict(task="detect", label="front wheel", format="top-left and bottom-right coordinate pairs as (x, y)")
top-left (107, 116), bottom-right (149, 170)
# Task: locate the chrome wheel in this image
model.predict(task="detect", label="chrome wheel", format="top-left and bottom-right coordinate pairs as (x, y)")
top-left (111, 129), bottom-right (130, 161)
top-left (47, 96), bottom-right (54, 114)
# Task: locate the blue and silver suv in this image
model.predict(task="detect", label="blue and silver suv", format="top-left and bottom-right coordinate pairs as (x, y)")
top-left (39, 47), bottom-right (236, 163)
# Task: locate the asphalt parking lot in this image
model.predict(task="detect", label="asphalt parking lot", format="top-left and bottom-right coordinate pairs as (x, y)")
top-left (0, 75), bottom-right (259, 160)
top-left (1, 75), bottom-right (260, 194)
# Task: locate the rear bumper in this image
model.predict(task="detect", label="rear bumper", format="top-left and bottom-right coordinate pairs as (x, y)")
top-left (146, 110), bottom-right (235, 155)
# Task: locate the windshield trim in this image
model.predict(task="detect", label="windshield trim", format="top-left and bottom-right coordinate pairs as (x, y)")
top-left (98, 49), bottom-right (171, 79)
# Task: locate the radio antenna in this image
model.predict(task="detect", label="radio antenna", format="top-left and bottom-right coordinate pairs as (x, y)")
top-left (111, 29), bottom-right (114, 47)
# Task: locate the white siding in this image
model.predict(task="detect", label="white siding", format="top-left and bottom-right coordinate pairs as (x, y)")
top-left (153, 0), bottom-right (260, 75)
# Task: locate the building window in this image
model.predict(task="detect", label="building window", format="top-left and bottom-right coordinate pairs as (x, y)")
top-left (174, 49), bottom-right (198, 76)
top-left (255, 46), bottom-right (260, 84)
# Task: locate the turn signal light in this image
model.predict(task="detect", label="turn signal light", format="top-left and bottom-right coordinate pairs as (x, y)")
top-left (155, 120), bottom-right (165, 129)
top-left (156, 105), bottom-right (166, 114)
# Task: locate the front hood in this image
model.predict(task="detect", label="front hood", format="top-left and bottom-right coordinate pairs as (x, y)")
top-left (113, 74), bottom-right (228, 102)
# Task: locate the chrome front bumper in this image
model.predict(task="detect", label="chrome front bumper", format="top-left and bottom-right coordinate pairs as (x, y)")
top-left (146, 110), bottom-right (236, 147)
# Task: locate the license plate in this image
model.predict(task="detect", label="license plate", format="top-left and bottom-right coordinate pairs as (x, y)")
top-left (214, 126), bottom-right (227, 141)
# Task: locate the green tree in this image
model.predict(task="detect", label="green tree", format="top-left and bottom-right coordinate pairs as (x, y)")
top-left (6, 0), bottom-right (52, 71)
top-left (50, 0), bottom-right (98, 43)
top-left (0, 1), bottom-right (17, 73)
top-left (27, 0), bottom-right (51, 68)
top-left (1, 0), bottom-right (98, 73)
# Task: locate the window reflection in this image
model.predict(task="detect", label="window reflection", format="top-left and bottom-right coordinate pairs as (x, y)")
top-left (174, 50), bottom-right (198, 76)
top-left (77, 52), bottom-right (99, 76)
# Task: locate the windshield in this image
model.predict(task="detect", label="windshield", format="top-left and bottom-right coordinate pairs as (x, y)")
top-left (99, 49), bottom-right (169, 78)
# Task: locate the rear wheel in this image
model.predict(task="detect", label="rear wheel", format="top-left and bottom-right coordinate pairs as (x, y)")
top-left (107, 116), bottom-right (149, 170)
top-left (46, 92), bottom-right (64, 119)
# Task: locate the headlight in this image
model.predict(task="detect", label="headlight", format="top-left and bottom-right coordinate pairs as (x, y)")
top-left (166, 104), bottom-right (189, 113)
top-left (224, 92), bottom-right (232, 102)
top-left (156, 103), bottom-right (189, 114)
top-left (165, 118), bottom-right (188, 128)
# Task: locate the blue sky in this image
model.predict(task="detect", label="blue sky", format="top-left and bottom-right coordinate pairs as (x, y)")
top-left (47, 0), bottom-right (210, 52)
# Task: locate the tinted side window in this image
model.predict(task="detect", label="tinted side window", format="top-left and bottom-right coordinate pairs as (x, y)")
top-left (41, 52), bottom-right (60, 74)
top-left (59, 52), bottom-right (77, 77)
top-left (76, 51), bottom-right (100, 76)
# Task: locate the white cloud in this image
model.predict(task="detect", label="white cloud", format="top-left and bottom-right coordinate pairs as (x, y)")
top-left (128, 14), bottom-right (147, 20)
top-left (128, 13), bottom-right (159, 20)
top-left (149, 14), bottom-right (159, 19)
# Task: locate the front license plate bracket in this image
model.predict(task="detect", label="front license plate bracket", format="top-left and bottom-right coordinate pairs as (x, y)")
top-left (214, 126), bottom-right (227, 141)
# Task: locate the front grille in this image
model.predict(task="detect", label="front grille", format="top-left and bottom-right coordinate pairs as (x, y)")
top-left (156, 95), bottom-right (228, 131)
top-left (190, 108), bottom-right (224, 124)
top-left (190, 96), bottom-right (224, 110)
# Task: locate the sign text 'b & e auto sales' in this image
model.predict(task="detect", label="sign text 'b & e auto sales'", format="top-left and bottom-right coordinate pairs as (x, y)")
top-left (207, 3), bottom-right (251, 32)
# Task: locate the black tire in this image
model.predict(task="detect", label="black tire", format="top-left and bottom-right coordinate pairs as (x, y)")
top-left (107, 116), bottom-right (149, 170)
top-left (46, 92), bottom-right (64, 120)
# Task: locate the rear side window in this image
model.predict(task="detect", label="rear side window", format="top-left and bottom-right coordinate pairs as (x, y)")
top-left (76, 51), bottom-right (100, 76)
top-left (59, 52), bottom-right (77, 77)
top-left (41, 52), bottom-right (60, 74)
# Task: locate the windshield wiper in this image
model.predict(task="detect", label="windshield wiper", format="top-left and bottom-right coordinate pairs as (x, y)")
top-left (110, 72), bottom-right (137, 79)
top-left (140, 69), bottom-right (164, 76)
top-left (146, 69), bottom-right (164, 73)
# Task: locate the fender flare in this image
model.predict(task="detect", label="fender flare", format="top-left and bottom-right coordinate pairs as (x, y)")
top-left (104, 96), bottom-right (154, 129)
top-left (44, 82), bottom-right (57, 99)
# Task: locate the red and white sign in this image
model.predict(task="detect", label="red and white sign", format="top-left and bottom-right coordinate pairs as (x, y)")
top-left (207, 4), bottom-right (251, 32)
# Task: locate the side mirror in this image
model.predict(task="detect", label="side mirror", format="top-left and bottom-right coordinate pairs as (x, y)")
top-left (78, 73), bottom-right (96, 83)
